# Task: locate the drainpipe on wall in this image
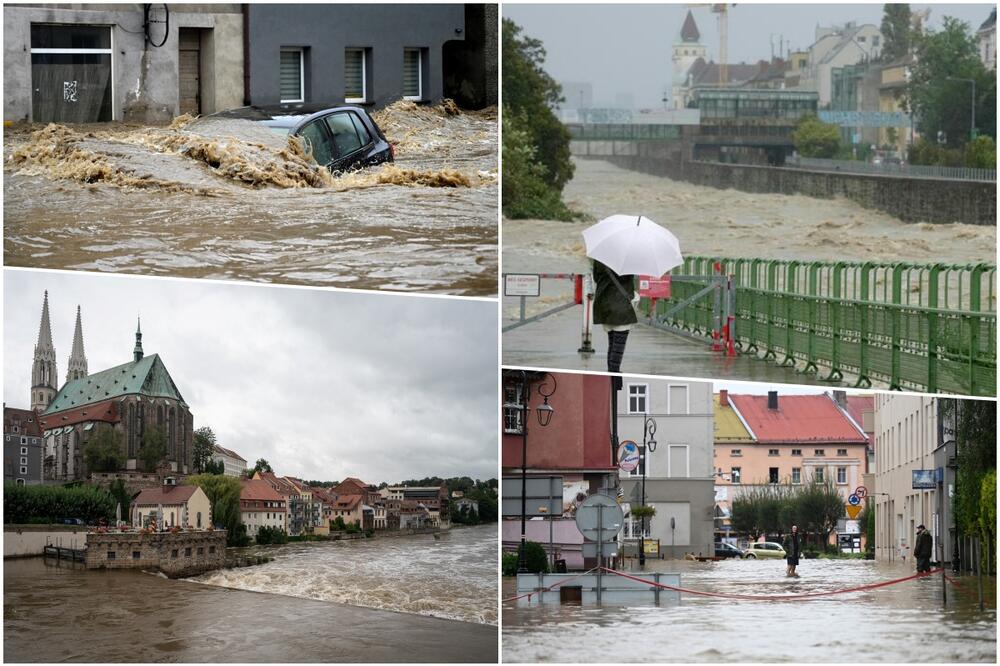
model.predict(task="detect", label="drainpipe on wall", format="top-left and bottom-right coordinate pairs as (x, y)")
top-left (242, 3), bottom-right (251, 106)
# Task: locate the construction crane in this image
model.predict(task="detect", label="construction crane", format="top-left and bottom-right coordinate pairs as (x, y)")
top-left (687, 4), bottom-right (733, 85)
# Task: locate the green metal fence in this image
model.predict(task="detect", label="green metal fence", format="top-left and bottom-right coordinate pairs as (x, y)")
top-left (642, 256), bottom-right (996, 396)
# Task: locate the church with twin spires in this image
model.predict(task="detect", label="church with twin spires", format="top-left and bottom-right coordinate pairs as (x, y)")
top-left (30, 291), bottom-right (194, 482)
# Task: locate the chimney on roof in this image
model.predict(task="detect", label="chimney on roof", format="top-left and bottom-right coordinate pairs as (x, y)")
top-left (833, 390), bottom-right (848, 409)
top-left (767, 391), bottom-right (779, 410)
top-left (719, 390), bottom-right (729, 407)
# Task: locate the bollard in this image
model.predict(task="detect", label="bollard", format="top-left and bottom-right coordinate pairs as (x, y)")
top-left (578, 275), bottom-right (595, 354)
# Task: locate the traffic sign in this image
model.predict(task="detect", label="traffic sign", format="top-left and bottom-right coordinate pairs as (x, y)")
top-left (848, 494), bottom-right (861, 506)
top-left (582, 541), bottom-right (619, 558)
top-left (846, 505), bottom-right (862, 520)
top-left (575, 493), bottom-right (624, 542)
top-left (854, 486), bottom-right (868, 499)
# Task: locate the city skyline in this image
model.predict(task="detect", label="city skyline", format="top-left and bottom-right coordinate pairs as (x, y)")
top-left (4, 270), bottom-right (498, 483)
top-left (504, 3), bottom-right (992, 108)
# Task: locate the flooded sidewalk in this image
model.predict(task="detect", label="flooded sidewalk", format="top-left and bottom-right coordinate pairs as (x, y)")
top-left (502, 558), bottom-right (997, 663)
top-left (503, 304), bottom-right (831, 385)
top-left (3, 102), bottom-right (497, 295)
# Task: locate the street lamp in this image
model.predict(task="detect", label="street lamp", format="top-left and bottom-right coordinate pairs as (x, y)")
top-left (638, 415), bottom-right (657, 569)
top-left (515, 371), bottom-right (558, 573)
top-left (945, 76), bottom-right (977, 140)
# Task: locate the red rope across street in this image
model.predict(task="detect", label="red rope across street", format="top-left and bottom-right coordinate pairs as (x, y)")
top-left (598, 566), bottom-right (945, 601)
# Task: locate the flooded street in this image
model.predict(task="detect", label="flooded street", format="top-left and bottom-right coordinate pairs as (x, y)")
top-left (4, 526), bottom-right (498, 663)
top-left (503, 558), bottom-right (996, 663)
top-left (503, 157), bottom-right (995, 283)
top-left (4, 103), bottom-right (497, 295)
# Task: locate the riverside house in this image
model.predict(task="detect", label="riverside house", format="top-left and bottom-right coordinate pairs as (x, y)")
top-left (132, 478), bottom-right (211, 529)
top-left (240, 478), bottom-right (287, 538)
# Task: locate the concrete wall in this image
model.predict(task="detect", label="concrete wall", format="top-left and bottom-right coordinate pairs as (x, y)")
top-left (3, 4), bottom-right (244, 123)
top-left (598, 150), bottom-right (996, 225)
top-left (4, 526), bottom-right (87, 557)
top-left (245, 4), bottom-right (464, 109)
top-left (85, 529), bottom-right (225, 577)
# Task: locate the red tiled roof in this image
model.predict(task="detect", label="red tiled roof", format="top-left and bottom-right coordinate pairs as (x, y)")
top-left (845, 395), bottom-right (875, 447)
top-left (134, 485), bottom-right (199, 506)
top-left (38, 400), bottom-right (120, 430)
top-left (335, 494), bottom-right (362, 510)
top-left (255, 471), bottom-right (300, 496)
top-left (729, 394), bottom-right (868, 444)
top-left (241, 478), bottom-right (284, 503)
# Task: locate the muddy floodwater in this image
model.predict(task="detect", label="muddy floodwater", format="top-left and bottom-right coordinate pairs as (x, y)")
top-left (4, 526), bottom-right (497, 663)
top-left (502, 558), bottom-right (996, 663)
top-left (503, 158), bottom-right (996, 282)
top-left (4, 102), bottom-right (497, 295)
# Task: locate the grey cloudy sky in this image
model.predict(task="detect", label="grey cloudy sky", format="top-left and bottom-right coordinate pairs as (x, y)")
top-left (504, 3), bottom-right (994, 107)
top-left (4, 270), bottom-right (498, 484)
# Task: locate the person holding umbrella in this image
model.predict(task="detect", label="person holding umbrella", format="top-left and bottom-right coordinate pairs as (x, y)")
top-left (582, 214), bottom-right (683, 381)
top-left (592, 259), bottom-right (637, 384)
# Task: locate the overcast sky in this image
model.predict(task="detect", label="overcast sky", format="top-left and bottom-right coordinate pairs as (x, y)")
top-left (504, 2), bottom-right (994, 107)
top-left (4, 270), bottom-right (498, 484)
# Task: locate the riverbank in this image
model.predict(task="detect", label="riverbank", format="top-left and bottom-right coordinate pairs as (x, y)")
top-left (4, 557), bottom-right (496, 663)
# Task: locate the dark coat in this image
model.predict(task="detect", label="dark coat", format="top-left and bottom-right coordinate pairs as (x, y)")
top-left (592, 261), bottom-right (637, 326)
top-left (914, 529), bottom-right (933, 559)
top-left (782, 532), bottom-right (801, 559)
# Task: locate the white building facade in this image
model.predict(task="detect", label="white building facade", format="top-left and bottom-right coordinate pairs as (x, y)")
top-left (617, 378), bottom-right (716, 559)
top-left (873, 394), bottom-right (939, 564)
top-left (211, 445), bottom-right (247, 478)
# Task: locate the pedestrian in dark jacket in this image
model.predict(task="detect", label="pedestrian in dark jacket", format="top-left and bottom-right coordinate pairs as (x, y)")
top-left (592, 260), bottom-right (637, 385)
top-left (783, 525), bottom-right (801, 577)
top-left (914, 524), bottom-right (933, 573)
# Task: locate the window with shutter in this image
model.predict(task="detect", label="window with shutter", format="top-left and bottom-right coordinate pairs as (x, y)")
top-left (403, 48), bottom-right (422, 100)
top-left (345, 48), bottom-right (365, 102)
top-left (280, 49), bottom-right (303, 103)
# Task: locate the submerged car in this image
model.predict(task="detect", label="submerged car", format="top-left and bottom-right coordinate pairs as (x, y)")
top-left (714, 541), bottom-right (744, 559)
top-left (263, 106), bottom-right (393, 173)
top-left (744, 542), bottom-right (787, 559)
top-left (208, 105), bottom-right (393, 173)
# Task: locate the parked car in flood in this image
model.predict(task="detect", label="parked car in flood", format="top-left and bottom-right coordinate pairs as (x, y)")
top-left (744, 542), bottom-right (787, 559)
top-left (262, 106), bottom-right (393, 173)
top-left (715, 541), bottom-right (744, 559)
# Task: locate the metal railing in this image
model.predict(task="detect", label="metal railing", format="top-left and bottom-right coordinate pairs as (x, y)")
top-left (642, 257), bottom-right (997, 396)
top-left (784, 156), bottom-right (996, 182)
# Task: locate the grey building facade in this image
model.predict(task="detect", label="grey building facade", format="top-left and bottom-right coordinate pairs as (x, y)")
top-left (617, 378), bottom-right (716, 559)
top-left (4, 407), bottom-right (44, 485)
top-left (245, 4), bottom-right (493, 110)
top-left (3, 3), bottom-right (245, 123)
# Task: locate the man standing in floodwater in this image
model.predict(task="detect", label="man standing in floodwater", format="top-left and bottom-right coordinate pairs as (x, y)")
top-left (783, 525), bottom-right (802, 577)
top-left (914, 524), bottom-right (933, 573)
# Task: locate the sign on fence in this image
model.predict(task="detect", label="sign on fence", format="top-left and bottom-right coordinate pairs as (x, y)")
top-left (504, 274), bottom-right (541, 297)
top-left (638, 275), bottom-right (672, 299)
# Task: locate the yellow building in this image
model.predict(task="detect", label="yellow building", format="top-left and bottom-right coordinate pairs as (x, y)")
top-left (878, 58), bottom-right (913, 154)
top-left (712, 390), bottom-right (756, 532)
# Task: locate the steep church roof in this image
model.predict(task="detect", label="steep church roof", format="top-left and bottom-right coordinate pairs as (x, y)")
top-left (680, 10), bottom-right (700, 43)
top-left (43, 353), bottom-right (186, 415)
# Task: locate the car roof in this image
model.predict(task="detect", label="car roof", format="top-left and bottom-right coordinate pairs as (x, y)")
top-left (208, 105), bottom-right (371, 131)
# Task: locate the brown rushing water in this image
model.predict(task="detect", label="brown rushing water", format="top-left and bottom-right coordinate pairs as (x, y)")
top-left (503, 558), bottom-right (996, 663)
top-left (4, 527), bottom-right (498, 663)
top-left (3, 103), bottom-right (497, 296)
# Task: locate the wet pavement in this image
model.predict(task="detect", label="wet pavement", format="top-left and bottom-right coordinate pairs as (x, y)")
top-left (4, 103), bottom-right (497, 295)
top-left (503, 304), bottom-right (833, 385)
top-left (502, 558), bottom-right (997, 663)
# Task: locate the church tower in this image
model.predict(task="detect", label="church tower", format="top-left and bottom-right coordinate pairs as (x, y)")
top-left (672, 10), bottom-right (708, 109)
top-left (66, 306), bottom-right (88, 383)
top-left (133, 318), bottom-right (144, 362)
top-left (31, 291), bottom-right (58, 412)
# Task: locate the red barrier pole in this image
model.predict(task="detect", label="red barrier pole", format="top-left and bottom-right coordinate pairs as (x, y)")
top-left (574, 274), bottom-right (583, 305)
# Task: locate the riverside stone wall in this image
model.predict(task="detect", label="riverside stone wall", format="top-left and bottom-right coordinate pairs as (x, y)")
top-left (598, 149), bottom-right (995, 225)
top-left (85, 529), bottom-right (226, 577)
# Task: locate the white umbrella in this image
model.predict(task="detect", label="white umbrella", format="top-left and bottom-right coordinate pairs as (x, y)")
top-left (582, 214), bottom-right (683, 277)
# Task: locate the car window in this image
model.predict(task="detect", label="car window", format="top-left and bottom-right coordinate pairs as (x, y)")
top-left (349, 112), bottom-right (372, 146)
top-left (298, 120), bottom-right (334, 165)
top-left (324, 112), bottom-right (364, 157)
